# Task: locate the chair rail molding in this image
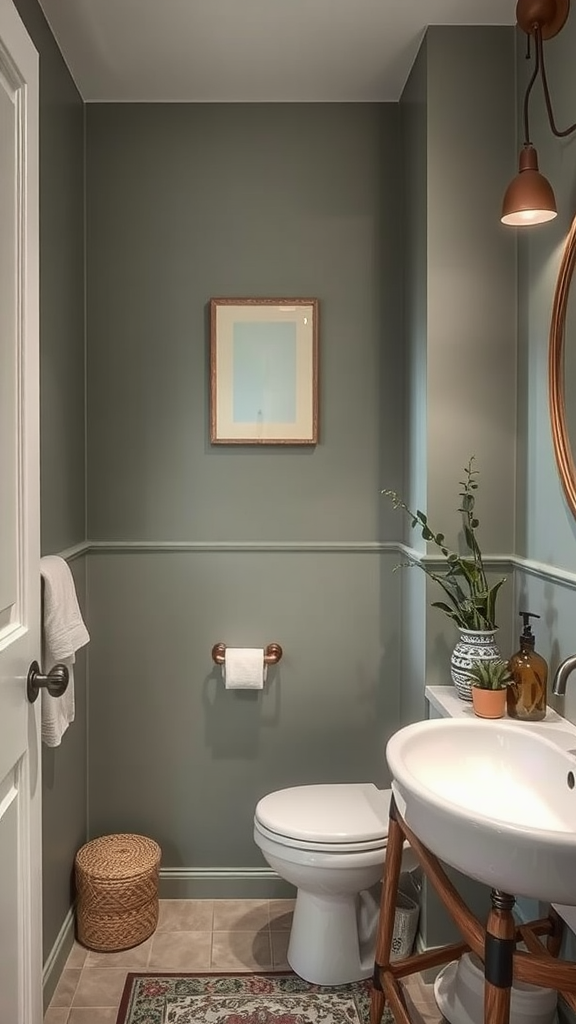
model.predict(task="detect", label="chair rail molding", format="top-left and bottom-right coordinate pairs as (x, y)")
top-left (86, 540), bottom-right (397, 554)
top-left (52, 541), bottom-right (576, 589)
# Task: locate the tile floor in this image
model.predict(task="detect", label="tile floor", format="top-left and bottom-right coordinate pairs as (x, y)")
top-left (43, 899), bottom-right (444, 1024)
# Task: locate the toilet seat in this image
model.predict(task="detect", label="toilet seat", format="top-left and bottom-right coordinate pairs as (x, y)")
top-left (254, 783), bottom-right (391, 853)
top-left (254, 819), bottom-right (387, 853)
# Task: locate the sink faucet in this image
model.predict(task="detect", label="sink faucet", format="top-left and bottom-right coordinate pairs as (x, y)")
top-left (552, 654), bottom-right (576, 695)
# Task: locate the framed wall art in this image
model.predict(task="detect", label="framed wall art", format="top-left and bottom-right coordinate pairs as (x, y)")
top-left (210, 297), bottom-right (319, 445)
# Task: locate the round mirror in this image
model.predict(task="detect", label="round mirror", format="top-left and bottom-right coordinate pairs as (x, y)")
top-left (550, 214), bottom-right (576, 517)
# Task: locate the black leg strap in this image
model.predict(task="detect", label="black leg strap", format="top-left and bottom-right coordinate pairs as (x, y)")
top-left (484, 935), bottom-right (514, 989)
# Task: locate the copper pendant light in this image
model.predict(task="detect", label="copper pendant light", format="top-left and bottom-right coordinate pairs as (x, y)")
top-left (501, 0), bottom-right (576, 227)
top-left (501, 145), bottom-right (557, 226)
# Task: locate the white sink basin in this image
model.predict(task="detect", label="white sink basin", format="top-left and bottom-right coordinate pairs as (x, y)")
top-left (387, 718), bottom-right (576, 904)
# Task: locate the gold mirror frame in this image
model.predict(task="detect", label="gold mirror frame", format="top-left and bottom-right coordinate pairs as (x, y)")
top-left (550, 214), bottom-right (576, 517)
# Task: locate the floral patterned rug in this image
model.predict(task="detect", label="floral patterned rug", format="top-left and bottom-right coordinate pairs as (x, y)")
top-left (115, 972), bottom-right (394, 1024)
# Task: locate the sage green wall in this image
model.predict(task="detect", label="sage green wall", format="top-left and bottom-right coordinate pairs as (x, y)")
top-left (396, 26), bottom-right (517, 950)
top-left (398, 37), bottom-right (428, 727)
top-left (85, 103), bottom-right (404, 886)
top-left (424, 26), bottom-right (517, 682)
top-left (425, 27), bottom-right (517, 550)
top-left (513, 11), bottom-right (576, 730)
top-left (11, 0), bottom-right (85, 555)
top-left (398, 26), bottom-right (517, 728)
top-left (11, 0), bottom-right (87, 974)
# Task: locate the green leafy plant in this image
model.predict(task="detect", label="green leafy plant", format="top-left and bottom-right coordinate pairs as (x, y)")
top-left (383, 457), bottom-right (506, 631)
top-left (468, 659), bottom-right (512, 691)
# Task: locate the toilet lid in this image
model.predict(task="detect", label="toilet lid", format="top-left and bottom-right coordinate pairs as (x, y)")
top-left (255, 784), bottom-right (391, 844)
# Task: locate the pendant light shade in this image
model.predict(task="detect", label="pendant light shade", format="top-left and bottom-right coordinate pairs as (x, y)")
top-left (501, 144), bottom-right (557, 225)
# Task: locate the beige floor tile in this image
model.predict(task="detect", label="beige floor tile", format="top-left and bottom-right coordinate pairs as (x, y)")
top-left (43, 1009), bottom-right (69, 1024)
top-left (71, 968), bottom-right (127, 1007)
top-left (45, 899), bottom-right (438, 1020)
top-left (148, 930), bottom-right (212, 971)
top-left (50, 969), bottom-right (82, 1007)
top-left (84, 936), bottom-right (152, 969)
top-left (211, 929), bottom-right (272, 971)
top-left (401, 977), bottom-right (443, 1024)
top-left (157, 899), bottom-right (214, 932)
top-left (270, 930), bottom-right (290, 969)
top-left (213, 899), bottom-right (270, 932)
top-left (66, 942), bottom-right (89, 969)
top-left (68, 1010), bottom-right (119, 1023)
top-left (269, 900), bottom-right (295, 931)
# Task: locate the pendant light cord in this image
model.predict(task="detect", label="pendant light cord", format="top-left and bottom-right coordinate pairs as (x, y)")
top-left (534, 25), bottom-right (576, 138)
top-left (522, 30), bottom-right (540, 145)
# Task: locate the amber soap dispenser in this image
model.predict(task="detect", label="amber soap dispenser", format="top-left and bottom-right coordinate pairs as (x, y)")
top-left (506, 611), bottom-right (548, 721)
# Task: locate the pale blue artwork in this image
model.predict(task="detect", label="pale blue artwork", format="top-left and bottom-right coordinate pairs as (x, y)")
top-left (232, 321), bottom-right (297, 423)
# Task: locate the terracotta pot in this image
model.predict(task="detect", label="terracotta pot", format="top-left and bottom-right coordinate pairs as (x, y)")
top-left (471, 686), bottom-right (507, 719)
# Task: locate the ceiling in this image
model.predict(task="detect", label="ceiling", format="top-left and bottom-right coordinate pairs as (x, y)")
top-left (37, 0), bottom-right (517, 103)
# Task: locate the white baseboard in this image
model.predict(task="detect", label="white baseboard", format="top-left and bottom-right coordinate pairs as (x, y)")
top-left (43, 905), bottom-right (75, 1011)
top-left (159, 866), bottom-right (295, 900)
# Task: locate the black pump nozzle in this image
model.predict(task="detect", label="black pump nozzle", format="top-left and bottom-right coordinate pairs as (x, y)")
top-left (519, 611), bottom-right (540, 644)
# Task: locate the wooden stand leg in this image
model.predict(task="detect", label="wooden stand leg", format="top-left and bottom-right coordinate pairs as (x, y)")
top-left (483, 891), bottom-right (516, 1024)
top-left (370, 798), bottom-right (405, 1024)
top-left (547, 906), bottom-right (564, 958)
top-left (369, 799), bottom-right (576, 1022)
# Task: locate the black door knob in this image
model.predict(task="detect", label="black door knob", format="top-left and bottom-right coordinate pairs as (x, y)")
top-left (26, 661), bottom-right (69, 704)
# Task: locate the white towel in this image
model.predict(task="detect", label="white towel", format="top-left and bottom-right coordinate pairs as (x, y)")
top-left (40, 555), bottom-right (90, 747)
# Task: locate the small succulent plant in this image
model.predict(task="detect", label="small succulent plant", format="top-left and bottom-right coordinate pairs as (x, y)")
top-left (468, 658), bottom-right (513, 691)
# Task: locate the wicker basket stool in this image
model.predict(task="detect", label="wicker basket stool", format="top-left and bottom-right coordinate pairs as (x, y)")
top-left (75, 833), bottom-right (161, 951)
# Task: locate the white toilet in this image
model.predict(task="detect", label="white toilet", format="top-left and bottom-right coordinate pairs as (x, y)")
top-left (254, 782), bottom-right (414, 986)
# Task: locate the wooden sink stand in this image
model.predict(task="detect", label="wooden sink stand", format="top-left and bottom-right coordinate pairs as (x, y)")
top-left (370, 796), bottom-right (576, 1024)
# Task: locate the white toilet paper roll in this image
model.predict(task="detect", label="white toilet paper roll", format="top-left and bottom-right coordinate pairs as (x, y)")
top-left (223, 648), bottom-right (267, 689)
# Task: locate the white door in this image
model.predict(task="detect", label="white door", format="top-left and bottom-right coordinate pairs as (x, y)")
top-left (0, 1), bottom-right (41, 1022)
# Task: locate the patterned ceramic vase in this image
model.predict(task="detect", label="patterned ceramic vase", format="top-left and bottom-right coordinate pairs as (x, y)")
top-left (450, 628), bottom-right (501, 702)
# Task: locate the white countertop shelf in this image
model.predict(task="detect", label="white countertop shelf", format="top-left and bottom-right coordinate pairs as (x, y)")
top-left (425, 684), bottom-right (568, 728)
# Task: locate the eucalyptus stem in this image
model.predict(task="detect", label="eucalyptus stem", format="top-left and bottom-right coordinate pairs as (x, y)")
top-left (382, 457), bottom-right (506, 632)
